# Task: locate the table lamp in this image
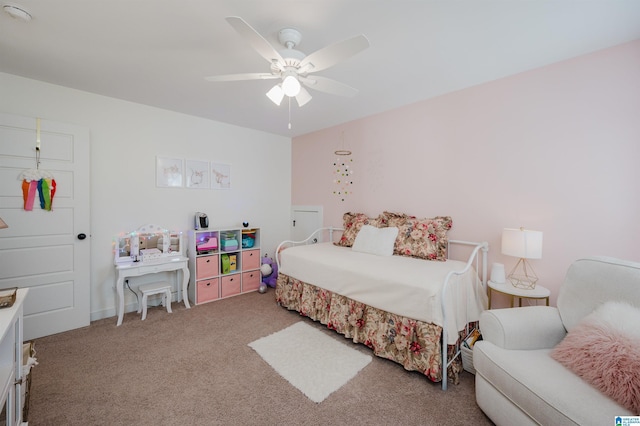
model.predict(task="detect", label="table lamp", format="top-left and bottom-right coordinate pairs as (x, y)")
top-left (502, 227), bottom-right (543, 289)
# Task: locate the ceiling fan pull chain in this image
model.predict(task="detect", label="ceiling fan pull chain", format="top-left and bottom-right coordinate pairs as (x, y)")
top-left (288, 97), bottom-right (292, 130)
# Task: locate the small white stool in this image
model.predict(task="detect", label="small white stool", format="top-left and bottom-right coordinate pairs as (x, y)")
top-left (137, 282), bottom-right (173, 320)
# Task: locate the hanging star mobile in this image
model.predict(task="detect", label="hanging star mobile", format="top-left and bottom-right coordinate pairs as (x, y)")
top-left (332, 132), bottom-right (353, 202)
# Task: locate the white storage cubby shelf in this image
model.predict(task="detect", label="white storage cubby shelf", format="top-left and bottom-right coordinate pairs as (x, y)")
top-left (188, 227), bottom-right (261, 305)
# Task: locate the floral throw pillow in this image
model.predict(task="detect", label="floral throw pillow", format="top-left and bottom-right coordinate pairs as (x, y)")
top-left (378, 211), bottom-right (413, 228)
top-left (335, 212), bottom-right (384, 247)
top-left (394, 216), bottom-right (452, 261)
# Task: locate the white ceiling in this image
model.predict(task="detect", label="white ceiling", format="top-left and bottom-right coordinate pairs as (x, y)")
top-left (1, 1), bottom-right (639, 138)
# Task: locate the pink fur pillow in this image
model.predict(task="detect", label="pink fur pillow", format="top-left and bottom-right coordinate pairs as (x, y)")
top-left (551, 301), bottom-right (640, 414)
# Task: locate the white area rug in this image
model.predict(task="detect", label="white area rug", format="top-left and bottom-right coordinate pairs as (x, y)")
top-left (248, 321), bottom-right (372, 403)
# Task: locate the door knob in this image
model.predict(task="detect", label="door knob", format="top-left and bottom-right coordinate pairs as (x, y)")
top-left (77, 233), bottom-right (87, 240)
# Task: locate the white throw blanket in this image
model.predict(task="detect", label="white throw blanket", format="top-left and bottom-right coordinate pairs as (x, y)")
top-left (279, 243), bottom-right (487, 344)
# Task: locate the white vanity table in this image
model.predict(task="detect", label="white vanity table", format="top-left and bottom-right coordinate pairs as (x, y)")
top-left (0, 288), bottom-right (28, 426)
top-left (115, 257), bottom-right (190, 326)
top-left (114, 225), bottom-right (190, 326)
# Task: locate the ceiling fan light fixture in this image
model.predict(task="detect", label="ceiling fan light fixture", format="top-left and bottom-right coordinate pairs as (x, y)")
top-left (208, 17), bottom-right (370, 115)
top-left (266, 84), bottom-right (285, 105)
top-left (295, 87), bottom-right (312, 107)
top-left (282, 74), bottom-right (301, 97)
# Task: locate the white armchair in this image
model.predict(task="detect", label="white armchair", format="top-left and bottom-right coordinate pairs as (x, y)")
top-left (479, 305), bottom-right (565, 350)
top-left (474, 257), bottom-right (640, 426)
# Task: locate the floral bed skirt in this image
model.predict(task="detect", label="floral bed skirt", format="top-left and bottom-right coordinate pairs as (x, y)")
top-left (275, 273), bottom-right (466, 384)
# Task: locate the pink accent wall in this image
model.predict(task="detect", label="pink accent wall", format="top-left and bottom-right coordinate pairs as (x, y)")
top-left (292, 40), bottom-right (640, 306)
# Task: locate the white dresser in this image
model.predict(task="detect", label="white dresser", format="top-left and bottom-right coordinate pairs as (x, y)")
top-left (0, 288), bottom-right (28, 426)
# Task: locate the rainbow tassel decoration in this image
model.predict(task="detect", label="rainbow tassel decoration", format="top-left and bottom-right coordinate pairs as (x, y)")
top-left (22, 179), bottom-right (38, 211)
top-left (21, 177), bottom-right (56, 211)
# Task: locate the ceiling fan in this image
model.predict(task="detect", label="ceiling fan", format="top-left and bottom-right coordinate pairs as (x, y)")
top-left (205, 16), bottom-right (370, 108)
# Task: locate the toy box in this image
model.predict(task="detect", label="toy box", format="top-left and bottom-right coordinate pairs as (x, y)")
top-left (221, 238), bottom-right (238, 251)
top-left (221, 254), bottom-right (237, 274)
top-left (241, 230), bottom-right (255, 248)
top-left (197, 237), bottom-right (218, 253)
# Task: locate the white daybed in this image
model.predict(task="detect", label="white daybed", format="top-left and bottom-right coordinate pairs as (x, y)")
top-left (275, 214), bottom-right (488, 390)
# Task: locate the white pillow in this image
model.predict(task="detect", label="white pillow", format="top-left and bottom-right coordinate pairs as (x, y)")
top-left (351, 225), bottom-right (398, 256)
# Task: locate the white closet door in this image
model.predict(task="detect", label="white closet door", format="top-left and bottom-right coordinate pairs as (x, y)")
top-left (291, 205), bottom-right (323, 243)
top-left (0, 112), bottom-right (90, 340)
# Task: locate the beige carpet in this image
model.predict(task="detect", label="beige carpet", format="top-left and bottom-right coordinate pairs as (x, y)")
top-left (28, 290), bottom-right (494, 425)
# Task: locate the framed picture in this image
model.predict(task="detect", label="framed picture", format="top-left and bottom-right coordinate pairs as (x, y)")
top-left (156, 156), bottom-right (183, 188)
top-left (210, 162), bottom-right (231, 189)
top-left (185, 159), bottom-right (210, 189)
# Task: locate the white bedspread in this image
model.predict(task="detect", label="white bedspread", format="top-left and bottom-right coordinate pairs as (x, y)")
top-left (279, 242), bottom-right (487, 345)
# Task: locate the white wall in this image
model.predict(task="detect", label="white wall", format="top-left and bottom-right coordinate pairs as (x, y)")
top-left (0, 72), bottom-right (292, 321)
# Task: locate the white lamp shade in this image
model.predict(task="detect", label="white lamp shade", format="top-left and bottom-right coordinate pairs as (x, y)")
top-left (501, 228), bottom-right (543, 259)
top-left (281, 75), bottom-right (301, 97)
top-left (295, 87), bottom-right (312, 107)
top-left (266, 85), bottom-right (285, 105)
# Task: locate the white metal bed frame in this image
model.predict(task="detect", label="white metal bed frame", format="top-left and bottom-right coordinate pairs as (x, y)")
top-left (276, 226), bottom-right (489, 391)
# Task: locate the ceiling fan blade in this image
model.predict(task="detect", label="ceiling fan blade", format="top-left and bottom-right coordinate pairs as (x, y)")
top-left (299, 75), bottom-right (359, 97)
top-left (205, 73), bottom-right (278, 82)
top-left (299, 35), bottom-right (369, 73)
top-left (226, 16), bottom-right (285, 66)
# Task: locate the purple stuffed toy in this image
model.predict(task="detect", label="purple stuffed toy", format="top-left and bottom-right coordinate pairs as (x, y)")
top-left (260, 256), bottom-right (279, 288)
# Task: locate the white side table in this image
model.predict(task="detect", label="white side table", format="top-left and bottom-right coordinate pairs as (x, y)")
top-left (487, 280), bottom-right (550, 309)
